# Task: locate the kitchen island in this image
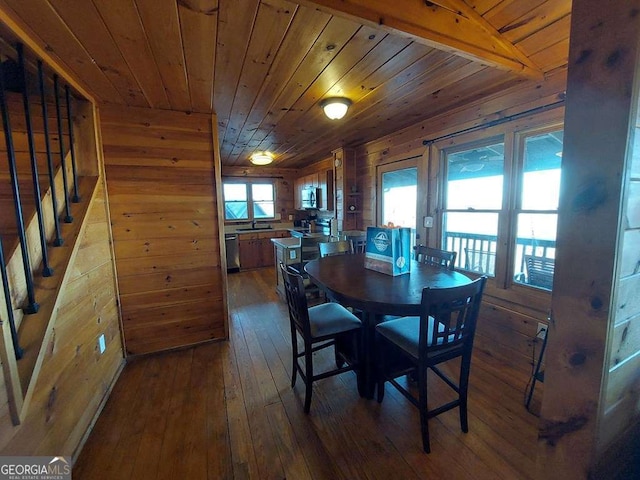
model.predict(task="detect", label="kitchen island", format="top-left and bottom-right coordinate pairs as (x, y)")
top-left (271, 237), bottom-right (303, 300)
top-left (271, 234), bottom-right (329, 299)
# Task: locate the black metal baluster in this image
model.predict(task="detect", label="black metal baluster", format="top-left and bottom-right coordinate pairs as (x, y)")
top-left (18, 44), bottom-right (53, 277)
top-left (0, 235), bottom-right (23, 359)
top-left (38, 60), bottom-right (63, 247)
top-left (53, 74), bottom-right (72, 223)
top-left (64, 85), bottom-right (80, 203)
top-left (0, 59), bottom-right (39, 314)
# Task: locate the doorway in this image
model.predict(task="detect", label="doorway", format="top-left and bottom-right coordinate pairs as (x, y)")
top-left (377, 159), bottom-right (419, 247)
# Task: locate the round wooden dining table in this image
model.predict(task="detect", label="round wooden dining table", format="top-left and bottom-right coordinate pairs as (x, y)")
top-left (305, 253), bottom-right (472, 397)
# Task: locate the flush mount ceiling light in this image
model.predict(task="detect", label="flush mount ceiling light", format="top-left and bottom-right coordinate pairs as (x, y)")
top-left (320, 97), bottom-right (352, 120)
top-left (250, 151), bottom-right (274, 165)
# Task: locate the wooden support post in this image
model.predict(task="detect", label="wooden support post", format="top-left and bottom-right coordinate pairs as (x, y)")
top-left (537, 1), bottom-right (640, 478)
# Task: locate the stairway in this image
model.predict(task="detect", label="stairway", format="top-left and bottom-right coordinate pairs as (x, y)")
top-left (0, 84), bottom-right (93, 423)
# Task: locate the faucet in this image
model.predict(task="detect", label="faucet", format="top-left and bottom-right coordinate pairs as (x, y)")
top-left (252, 220), bottom-right (258, 229)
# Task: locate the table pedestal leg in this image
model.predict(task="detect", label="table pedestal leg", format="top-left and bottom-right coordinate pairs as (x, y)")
top-left (359, 311), bottom-right (378, 399)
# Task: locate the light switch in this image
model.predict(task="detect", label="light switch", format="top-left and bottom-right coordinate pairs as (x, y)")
top-left (423, 216), bottom-right (434, 228)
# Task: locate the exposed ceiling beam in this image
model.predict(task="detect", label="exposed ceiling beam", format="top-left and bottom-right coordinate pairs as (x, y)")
top-left (300, 0), bottom-right (543, 79)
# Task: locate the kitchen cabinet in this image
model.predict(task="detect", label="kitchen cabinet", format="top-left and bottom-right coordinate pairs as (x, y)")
top-left (239, 231), bottom-right (289, 269)
top-left (319, 169), bottom-right (334, 211)
top-left (294, 177), bottom-right (305, 210)
top-left (295, 169), bottom-right (334, 210)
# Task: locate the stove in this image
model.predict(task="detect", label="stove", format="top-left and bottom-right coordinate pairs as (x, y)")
top-left (314, 218), bottom-right (332, 236)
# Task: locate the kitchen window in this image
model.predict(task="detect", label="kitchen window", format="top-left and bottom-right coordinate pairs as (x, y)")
top-left (223, 181), bottom-right (275, 221)
top-left (440, 125), bottom-right (563, 292)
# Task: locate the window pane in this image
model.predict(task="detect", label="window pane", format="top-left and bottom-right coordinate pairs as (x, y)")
top-left (252, 183), bottom-right (274, 201)
top-left (442, 212), bottom-right (498, 276)
top-left (225, 202), bottom-right (248, 220)
top-left (224, 183), bottom-right (247, 201)
top-left (447, 143), bottom-right (504, 209)
top-left (522, 131), bottom-right (563, 210)
top-left (513, 213), bottom-right (557, 290)
top-left (253, 202), bottom-right (274, 219)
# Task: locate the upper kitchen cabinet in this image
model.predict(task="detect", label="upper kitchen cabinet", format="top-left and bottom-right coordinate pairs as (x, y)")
top-left (319, 169), bottom-right (334, 212)
top-left (294, 170), bottom-right (334, 211)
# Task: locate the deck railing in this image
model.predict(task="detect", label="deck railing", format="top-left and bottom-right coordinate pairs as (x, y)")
top-left (443, 231), bottom-right (556, 281)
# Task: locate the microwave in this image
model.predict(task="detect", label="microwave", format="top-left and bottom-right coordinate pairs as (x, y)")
top-left (301, 187), bottom-right (320, 209)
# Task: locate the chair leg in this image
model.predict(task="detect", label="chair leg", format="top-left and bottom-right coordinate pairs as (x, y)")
top-left (291, 331), bottom-right (298, 388)
top-left (376, 380), bottom-right (385, 403)
top-left (376, 338), bottom-right (386, 403)
top-left (418, 367), bottom-right (431, 453)
top-left (334, 335), bottom-right (346, 369)
top-left (459, 356), bottom-right (471, 433)
top-left (303, 341), bottom-right (313, 414)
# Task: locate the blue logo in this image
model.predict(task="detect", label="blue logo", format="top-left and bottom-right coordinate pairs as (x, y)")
top-left (373, 231), bottom-right (390, 252)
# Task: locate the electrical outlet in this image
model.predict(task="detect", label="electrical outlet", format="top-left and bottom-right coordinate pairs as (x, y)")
top-left (536, 323), bottom-right (547, 340)
top-left (423, 216), bottom-right (434, 228)
top-left (98, 334), bottom-right (106, 354)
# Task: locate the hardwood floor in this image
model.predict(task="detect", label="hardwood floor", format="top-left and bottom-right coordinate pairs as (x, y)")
top-left (73, 267), bottom-right (541, 479)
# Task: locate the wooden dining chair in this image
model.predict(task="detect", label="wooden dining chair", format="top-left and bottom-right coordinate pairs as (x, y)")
top-left (319, 240), bottom-right (353, 257)
top-left (280, 263), bottom-right (362, 413)
top-left (350, 234), bottom-right (367, 253)
top-left (375, 276), bottom-right (487, 452)
top-left (414, 245), bottom-right (457, 270)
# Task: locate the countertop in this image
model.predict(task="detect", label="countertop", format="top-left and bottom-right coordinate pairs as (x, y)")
top-left (224, 223), bottom-right (293, 234)
top-left (271, 237), bottom-right (301, 248)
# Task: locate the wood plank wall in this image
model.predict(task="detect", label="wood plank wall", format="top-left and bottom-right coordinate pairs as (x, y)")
top-left (0, 180), bottom-right (123, 458)
top-left (354, 68), bottom-right (567, 384)
top-left (600, 101), bottom-right (640, 448)
top-left (101, 106), bottom-right (226, 356)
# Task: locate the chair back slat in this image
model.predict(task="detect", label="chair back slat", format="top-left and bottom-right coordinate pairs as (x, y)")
top-left (420, 277), bottom-right (486, 352)
top-left (319, 240), bottom-right (352, 257)
top-left (349, 234), bottom-right (367, 253)
top-left (414, 245), bottom-right (457, 270)
top-left (280, 263), bottom-right (311, 336)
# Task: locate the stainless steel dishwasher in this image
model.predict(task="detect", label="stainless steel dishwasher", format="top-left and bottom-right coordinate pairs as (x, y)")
top-left (225, 234), bottom-right (240, 272)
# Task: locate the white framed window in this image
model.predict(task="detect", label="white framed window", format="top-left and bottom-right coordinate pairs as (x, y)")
top-left (442, 138), bottom-right (505, 277)
top-left (223, 180), bottom-right (275, 221)
top-left (512, 128), bottom-right (562, 291)
top-left (439, 124), bottom-right (563, 292)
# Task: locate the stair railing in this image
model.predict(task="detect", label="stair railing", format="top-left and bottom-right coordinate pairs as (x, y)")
top-left (53, 74), bottom-right (73, 223)
top-left (0, 42), bottom-right (81, 363)
top-left (65, 85), bottom-right (80, 203)
top-left (0, 56), bottom-right (39, 315)
top-left (18, 44), bottom-right (53, 277)
top-left (0, 234), bottom-right (23, 359)
top-left (38, 60), bottom-right (63, 247)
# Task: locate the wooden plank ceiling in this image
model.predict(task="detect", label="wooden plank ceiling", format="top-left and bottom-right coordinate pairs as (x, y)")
top-left (0, 0), bottom-right (571, 169)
